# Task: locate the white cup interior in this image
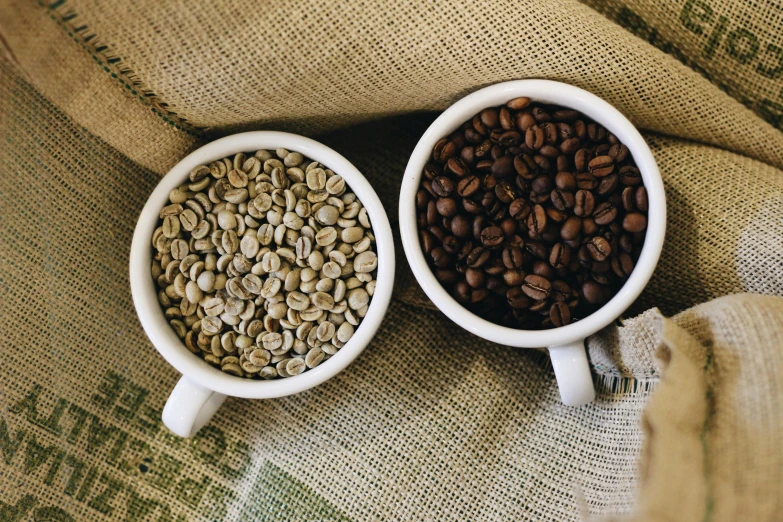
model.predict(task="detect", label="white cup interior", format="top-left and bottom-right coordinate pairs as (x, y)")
top-left (399, 80), bottom-right (666, 348)
top-left (130, 131), bottom-right (395, 398)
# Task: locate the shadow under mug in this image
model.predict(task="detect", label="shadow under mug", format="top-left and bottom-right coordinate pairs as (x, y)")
top-left (130, 132), bottom-right (395, 437)
top-left (399, 80), bottom-right (666, 406)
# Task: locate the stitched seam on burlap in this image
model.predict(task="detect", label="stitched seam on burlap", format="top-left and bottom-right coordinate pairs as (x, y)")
top-left (701, 345), bottom-right (716, 522)
top-left (35, 0), bottom-right (206, 138)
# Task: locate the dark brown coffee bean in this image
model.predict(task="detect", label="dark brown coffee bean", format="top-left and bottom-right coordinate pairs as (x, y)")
top-left (499, 107), bottom-right (514, 130)
top-left (502, 246), bottom-right (525, 269)
top-left (475, 139), bottom-right (492, 158)
top-left (522, 274), bottom-right (551, 300)
top-left (449, 214), bottom-right (471, 238)
top-left (608, 143), bottom-right (629, 162)
top-left (437, 141), bottom-right (457, 163)
top-left (576, 172), bottom-right (598, 190)
top-left (591, 271), bottom-right (611, 285)
top-left (445, 157), bottom-right (469, 177)
top-left (515, 111), bottom-right (536, 132)
top-left (436, 198), bottom-right (458, 217)
top-left (572, 120), bottom-right (586, 139)
top-left (454, 281), bottom-right (471, 303)
top-left (621, 186), bottom-right (636, 211)
top-left (573, 190), bottom-right (595, 217)
top-left (463, 198), bottom-right (483, 214)
top-left (457, 175), bottom-right (480, 198)
top-left (559, 137), bottom-right (580, 155)
top-left (495, 180), bottom-right (516, 203)
top-left (480, 226), bottom-right (504, 247)
top-left (464, 128), bottom-right (482, 144)
top-left (550, 280), bottom-right (570, 301)
top-left (587, 237), bottom-right (611, 261)
top-left (430, 247), bottom-right (451, 268)
top-left (432, 177), bottom-right (455, 197)
top-left (546, 207), bottom-right (567, 223)
top-left (561, 216), bottom-right (582, 240)
top-left (483, 258), bottom-right (505, 276)
top-left (529, 299), bottom-right (549, 313)
top-left (556, 155), bottom-right (570, 173)
top-left (525, 126), bottom-right (545, 150)
top-left (549, 243), bottom-right (571, 268)
top-left (503, 269), bottom-right (526, 286)
top-left (611, 252), bottom-right (634, 278)
top-left (508, 198), bottom-right (531, 220)
top-left (532, 260), bottom-right (554, 280)
top-left (506, 287), bottom-right (531, 308)
top-left (587, 123), bottom-right (606, 142)
top-left (426, 200), bottom-right (439, 225)
top-left (622, 213), bottom-right (647, 232)
top-left (635, 186), bottom-right (648, 212)
top-left (556, 123), bottom-right (574, 140)
top-left (499, 218), bottom-right (516, 237)
top-left (442, 236), bottom-right (461, 254)
top-left (593, 202), bottom-right (618, 225)
top-left (619, 166), bottom-right (642, 186)
top-left (419, 230), bottom-right (435, 255)
top-left (416, 189), bottom-right (430, 209)
top-left (620, 233), bottom-right (634, 253)
top-left (457, 240), bottom-right (473, 260)
top-left (550, 302), bottom-right (571, 327)
top-left (481, 175), bottom-right (498, 191)
top-left (472, 114), bottom-right (488, 136)
top-left (538, 122), bottom-right (556, 144)
top-left (498, 131), bottom-right (522, 148)
top-left (435, 269), bottom-right (460, 284)
top-left (550, 189), bottom-right (574, 211)
top-left (533, 155), bottom-right (551, 173)
top-left (588, 155), bottom-right (615, 177)
top-left (480, 108), bottom-right (499, 129)
top-left (525, 240), bottom-right (548, 259)
top-left (554, 172), bottom-right (575, 191)
top-left (481, 191), bottom-right (496, 210)
top-left (598, 173), bottom-right (619, 196)
top-left (582, 280), bottom-right (604, 304)
top-left (530, 175), bottom-right (552, 195)
top-left (471, 289), bottom-right (489, 303)
top-left (538, 145), bottom-right (559, 158)
top-left (464, 268), bottom-right (485, 288)
top-left (461, 146), bottom-right (476, 165)
top-left (582, 217), bottom-right (598, 236)
top-left (466, 247), bottom-right (490, 268)
top-left (574, 148), bottom-right (590, 171)
top-left (553, 110), bottom-right (579, 122)
top-left (594, 143), bottom-right (611, 156)
top-left (489, 130), bottom-right (504, 145)
top-left (541, 222), bottom-right (561, 243)
top-left (527, 204), bottom-right (547, 235)
top-left (428, 225), bottom-right (447, 242)
top-left (532, 107), bottom-right (551, 123)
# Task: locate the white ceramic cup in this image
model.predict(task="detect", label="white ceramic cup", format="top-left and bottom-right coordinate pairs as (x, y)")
top-left (130, 131), bottom-right (395, 437)
top-left (400, 80), bottom-right (666, 407)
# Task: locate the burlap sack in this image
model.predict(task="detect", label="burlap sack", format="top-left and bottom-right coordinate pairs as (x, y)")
top-left (1, 0), bottom-right (782, 520)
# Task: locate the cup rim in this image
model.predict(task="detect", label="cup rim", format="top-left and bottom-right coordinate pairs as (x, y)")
top-left (399, 80), bottom-right (666, 348)
top-left (130, 131), bottom-right (395, 398)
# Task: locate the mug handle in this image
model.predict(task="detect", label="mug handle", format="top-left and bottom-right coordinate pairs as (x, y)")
top-left (548, 340), bottom-right (596, 406)
top-left (162, 376), bottom-right (227, 437)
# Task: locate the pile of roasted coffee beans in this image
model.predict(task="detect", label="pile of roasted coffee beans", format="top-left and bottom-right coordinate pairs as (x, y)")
top-left (416, 98), bottom-right (648, 330)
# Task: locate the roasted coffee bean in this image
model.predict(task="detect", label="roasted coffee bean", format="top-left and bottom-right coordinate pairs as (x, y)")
top-left (445, 157), bottom-right (469, 177)
top-left (546, 207), bottom-right (567, 223)
top-left (525, 240), bottom-right (548, 259)
top-left (531, 175), bottom-right (552, 195)
top-left (555, 171), bottom-right (576, 191)
top-left (622, 212), bottom-right (647, 232)
top-left (593, 202), bottom-right (618, 225)
top-left (503, 246), bottom-right (525, 269)
top-left (467, 247), bottom-right (491, 268)
top-left (549, 243), bottom-right (571, 268)
top-left (560, 216), bottom-right (582, 240)
top-left (463, 198), bottom-right (483, 214)
top-left (450, 214), bottom-right (472, 238)
top-left (503, 269), bottom-right (526, 286)
top-left (428, 225), bottom-right (448, 242)
top-left (500, 217), bottom-right (517, 236)
top-left (442, 236), bottom-right (461, 254)
top-left (550, 189), bottom-right (574, 211)
top-left (436, 197), bottom-right (458, 217)
top-left (522, 274), bottom-right (551, 300)
top-left (435, 269), bottom-right (461, 284)
top-left (622, 186), bottom-right (636, 211)
top-left (454, 281), bottom-right (471, 303)
top-left (461, 145), bottom-right (476, 164)
top-left (576, 172), bottom-right (598, 190)
top-left (635, 186), bottom-right (648, 212)
top-left (582, 281), bottom-right (604, 304)
top-left (430, 247), bottom-right (451, 268)
top-left (499, 107), bottom-right (514, 130)
top-left (457, 175), bottom-right (481, 197)
top-left (432, 177), bottom-right (455, 197)
top-left (574, 149), bottom-right (590, 171)
top-left (582, 217), bottom-right (598, 236)
top-left (588, 155), bottom-right (615, 177)
top-left (527, 204), bottom-right (547, 235)
top-left (551, 280), bottom-right (571, 302)
top-left (480, 226), bottom-right (505, 247)
top-left (612, 252), bottom-right (635, 278)
top-left (506, 287), bottom-right (531, 308)
top-left (608, 143), bottom-right (629, 162)
top-left (586, 237), bottom-right (611, 261)
top-left (619, 166), bottom-right (642, 186)
top-left (525, 126), bottom-right (545, 149)
top-left (598, 174), bottom-right (619, 196)
top-left (465, 268), bottom-right (486, 288)
top-left (532, 260), bottom-right (554, 280)
top-left (420, 230), bottom-right (435, 254)
top-left (495, 180), bottom-right (516, 203)
top-left (550, 302), bottom-right (571, 327)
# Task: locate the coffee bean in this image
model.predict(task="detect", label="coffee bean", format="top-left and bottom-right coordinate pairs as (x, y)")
top-left (559, 137), bottom-right (580, 155)
top-left (480, 108), bottom-right (499, 129)
top-left (622, 186), bottom-right (636, 211)
top-left (480, 226), bottom-right (504, 247)
top-left (527, 204), bottom-right (547, 235)
top-left (503, 269), bottom-right (526, 286)
top-left (484, 258), bottom-right (505, 275)
top-left (587, 237), bottom-right (611, 261)
top-left (612, 252), bottom-right (635, 278)
top-left (574, 149), bottom-right (590, 171)
top-left (507, 97), bottom-right (531, 110)
top-left (432, 177), bottom-right (455, 197)
top-left (467, 247), bottom-right (490, 268)
top-left (619, 166), bottom-right (642, 186)
top-left (454, 281), bottom-right (471, 303)
top-left (546, 207), bottom-right (567, 223)
top-left (588, 155), bottom-right (615, 177)
top-left (555, 172), bottom-right (576, 191)
top-left (593, 202), bottom-right (618, 225)
top-left (457, 175), bottom-right (481, 197)
top-left (550, 302), bottom-right (571, 327)
top-left (499, 107), bottom-right (514, 130)
top-left (506, 287), bottom-right (531, 308)
top-left (609, 143), bottom-right (629, 162)
top-left (436, 198), bottom-right (458, 217)
top-left (522, 274), bottom-right (551, 300)
top-left (525, 126), bottom-right (545, 149)
top-left (503, 246), bottom-right (525, 269)
top-left (582, 281), bottom-right (604, 304)
top-left (582, 217), bottom-right (598, 236)
top-left (442, 236), bottom-right (461, 254)
top-left (449, 214), bottom-right (471, 238)
top-left (431, 247), bottom-right (451, 268)
top-left (525, 240), bottom-right (548, 259)
top-left (622, 213), bottom-right (647, 232)
top-left (598, 173), bottom-right (619, 196)
top-left (549, 243), bottom-right (571, 268)
top-left (435, 269), bottom-right (461, 284)
top-left (491, 155), bottom-right (515, 178)
top-left (465, 268), bottom-right (486, 288)
top-left (532, 260), bottom-right (554, 280)
top-left (445, 157), bottom-right (469, 177)
top-left (561, 216), bottom-right (582, 240)
top-left (576, 172), bottom-right (598, 190)
top-left (635, 186), bottom-right (648, 212)
top-left (550, 189), bottom-right (574, 211)
top-left (495, 180), bottom-right (516, 204)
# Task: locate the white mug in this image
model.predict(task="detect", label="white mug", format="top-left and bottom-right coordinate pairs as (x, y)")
top-left (399, 80), bottom-right (666, 406)
top-left (130, 132), bottom-right (395, 437)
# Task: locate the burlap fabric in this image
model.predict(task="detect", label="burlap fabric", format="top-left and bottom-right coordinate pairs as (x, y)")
top-left (0, 0), bottom-right (781, 520)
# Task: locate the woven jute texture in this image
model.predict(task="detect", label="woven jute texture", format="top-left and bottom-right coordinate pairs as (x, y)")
top-left (0, 0), bottom-right (782, 520)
